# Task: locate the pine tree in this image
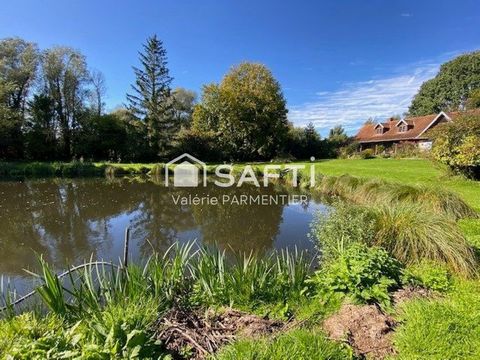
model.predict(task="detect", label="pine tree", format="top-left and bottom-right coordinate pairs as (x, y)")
top-left (126, 35), bottom-right (174, 157)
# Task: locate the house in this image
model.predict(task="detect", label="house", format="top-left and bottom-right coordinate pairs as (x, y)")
top-left (355, 110), bottom-right (480, 153)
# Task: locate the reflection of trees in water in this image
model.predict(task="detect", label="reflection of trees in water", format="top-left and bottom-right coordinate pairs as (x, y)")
top-left (0, 179), bottom-right (290, 276)
top-left (188, 185), bottom-right (284, 255)
top-left (131, 186), bottom-right (197, 256)
top-left (0, 179), bottom-right (143, 274)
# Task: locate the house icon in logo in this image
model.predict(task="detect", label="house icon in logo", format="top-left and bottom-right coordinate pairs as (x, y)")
top-left (165, 153), bottom-right (207, 187)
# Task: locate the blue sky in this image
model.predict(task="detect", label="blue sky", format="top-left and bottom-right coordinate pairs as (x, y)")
top-left (1, 0), bottom-right (479, 135)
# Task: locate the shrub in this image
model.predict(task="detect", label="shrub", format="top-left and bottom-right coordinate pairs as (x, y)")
top-left (0, 301), bottom-right (164, 359)
top-left (429, 113), bottom-right (480, 179)
top-left (308, 244), bottom-right (402, 308)
top-left (393, 142), bottom-right (421, 158)
top-left (216, 329), bottom-right (353, 360)
top-left (360, 148), bottom-right (375, 159)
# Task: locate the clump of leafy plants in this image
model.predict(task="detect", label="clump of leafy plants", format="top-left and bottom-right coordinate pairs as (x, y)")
top-left (308, 243), bottom-right (403, 308)
top-left (402, 260), bottom-right (451, 292)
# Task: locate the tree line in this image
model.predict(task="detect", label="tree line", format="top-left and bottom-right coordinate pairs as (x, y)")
top-left (0, 35), bottom-right (350, 162)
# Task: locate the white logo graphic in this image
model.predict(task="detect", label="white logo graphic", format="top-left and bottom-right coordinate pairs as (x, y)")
top-left (165, 153), bottom-right (207, 187)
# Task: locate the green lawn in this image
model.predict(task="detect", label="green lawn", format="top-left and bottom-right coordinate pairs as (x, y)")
top-left (312, 159), bottom-right (479, 208)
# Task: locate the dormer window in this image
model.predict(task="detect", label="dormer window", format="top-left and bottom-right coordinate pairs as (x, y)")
top-left (396, 119), bottom-right (411, 133)
top-left (374, 123), bottom-right (385, 134)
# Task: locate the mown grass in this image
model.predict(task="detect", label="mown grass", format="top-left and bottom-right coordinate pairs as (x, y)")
top-left (215, 328), bottom-right (353, 360)
top-left (394, 279), bottom-right (480, 359)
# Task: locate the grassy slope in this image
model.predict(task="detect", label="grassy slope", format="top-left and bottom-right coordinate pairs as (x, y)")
top-left (311, 159), bottom-right (479, 210)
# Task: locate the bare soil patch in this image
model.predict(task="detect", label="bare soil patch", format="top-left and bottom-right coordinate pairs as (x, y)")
top-left (391, 286), bottom-right (431, 306)
top-left (155, 307), bottom-right (283, 359)
top-left (323, 303), bottom-right (396, 359)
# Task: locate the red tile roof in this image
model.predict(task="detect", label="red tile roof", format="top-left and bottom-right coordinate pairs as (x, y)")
top-left (355, 110), bottom-right (480, 143)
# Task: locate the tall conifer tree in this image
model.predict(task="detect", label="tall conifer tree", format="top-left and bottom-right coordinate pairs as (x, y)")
top-left (126, 35), bottom-right (174, 157)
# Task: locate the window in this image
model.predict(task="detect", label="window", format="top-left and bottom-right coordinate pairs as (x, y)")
top-left (375, 127), bottom-right (383, 134)
top-left (399, 124), bottom-right (408, 132)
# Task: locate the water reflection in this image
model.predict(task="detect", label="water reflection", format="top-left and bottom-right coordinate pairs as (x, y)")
top-left (0, 178), bottom-right (327, 282)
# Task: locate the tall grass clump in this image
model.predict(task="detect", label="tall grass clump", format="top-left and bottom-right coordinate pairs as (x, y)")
top-left (313, 202), bottom-right (477, 276)
top-left (371, 204), bottom-right (477, 276)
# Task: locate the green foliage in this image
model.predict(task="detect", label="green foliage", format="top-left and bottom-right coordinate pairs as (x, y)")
top-left (402, 260), bottom-right (451, 292)
top-left (467, 88), bottom-right (480, 109)
top-left (409, 51), bottom-right (480, 116)
top-left (126, 34), bottom-right (176, 157)
top-left (338, 142), bottom-right (360, 159)
top-left (192, 62), bottom-right (289, 160)
top-left (315, 174), bottom-right (477, 220)
top-left (215, 329), bottom-right (353, 360)
top-left (394, 280), bottom-right (480, 359)
top-left (372, 204), bottom-right (476, 276)
top-left (75, 114), bottom-right (127, 161)
top-left (313, 200), bottom-right (477, 276)
top-left (190, 248), bottom-right (310, 315)
top-left (171, 128), bottom-right (219, 161)
top-left (308, 244), bottom-right (402, 308)
top-left (360, 148), bottom-right (375, 159)
top-left (312, 201), bottom-right (376, 261)
top-left (429, 113), bottom-right (480, 179)
top-left (0, 301), bottom-right (165, 359)
top-left (284, 122), bottom-right (325, 160)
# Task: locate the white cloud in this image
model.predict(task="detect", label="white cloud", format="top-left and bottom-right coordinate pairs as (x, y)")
top-left (288, 62), bottom-right (439, 134)
top-left (401, 13), bottom-right (413, 17)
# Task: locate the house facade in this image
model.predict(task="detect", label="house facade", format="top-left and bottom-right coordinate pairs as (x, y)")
top-left (355, 110), bottom-right (479, 153)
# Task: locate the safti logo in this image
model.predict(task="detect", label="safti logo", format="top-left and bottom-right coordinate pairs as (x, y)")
top-left (165, 153), bottom-right (316, 188)
top-left (165, 153), bottom-right (207, 187)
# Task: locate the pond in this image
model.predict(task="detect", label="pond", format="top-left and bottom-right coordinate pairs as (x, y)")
top-left (0, 178), bottom-right (328, 292)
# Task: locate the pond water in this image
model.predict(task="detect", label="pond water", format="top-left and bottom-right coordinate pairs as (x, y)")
top-left (0, 178), bottom-right (328, 292)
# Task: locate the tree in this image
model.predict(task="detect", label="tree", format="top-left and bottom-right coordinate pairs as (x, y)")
top-left (0, 83), bottom-right (23, 159)
top-left (0, 38), bottom-right (39, 113)
top-left (0, 38), bottom-right (39, 158)
top-left (111, 108), bottom-right (151, 161)
top-left (327, 125), bottom-right (350, 158)
top-left (24, 93), bottom-right (57, 159)
top-left (75, 114), bottom-right (127, 161)
top-left (41, 46), bottom-right (90, 158)
top-left (466, 88), bottom-right (480, 110)
top-left (409, 51), bottom-right (480, 116)
top-left (328, 125), bottom-right (348, 143)
top-left (192, 62), bottom-right (289, 160)
top-left (429, 113), bottom-right (480, 179)
top-left (126, 35), bottom-right (175, 157)
top-left (304, 122), bottom-right (322, 157)
top-left (171, 87), bottom-right (196, 127)
top-left (89, 69), bottom-right (106, 116)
